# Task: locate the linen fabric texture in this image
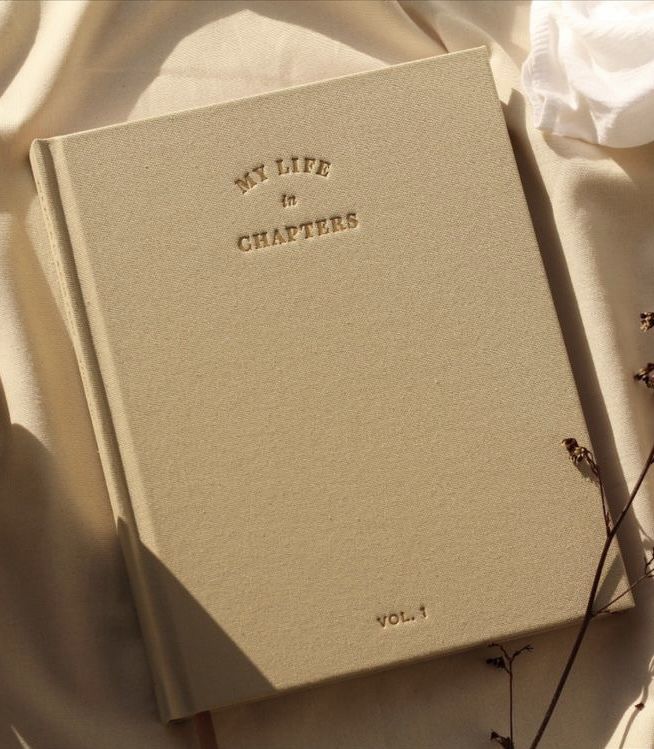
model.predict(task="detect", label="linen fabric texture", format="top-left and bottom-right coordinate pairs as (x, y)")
top-left (522, 0), bottom-right (654, 147)
top-left (2, 2), bottom-right (654, 748)
top-left (29, 48), bottom-right (627, 721)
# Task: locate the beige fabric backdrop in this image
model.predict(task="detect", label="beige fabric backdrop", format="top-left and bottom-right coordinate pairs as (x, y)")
top-left (1, 1), bottom-right (654, 747)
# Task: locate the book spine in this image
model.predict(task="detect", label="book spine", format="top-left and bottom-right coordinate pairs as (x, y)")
top-left (29, 139), bottom-right (185, 722)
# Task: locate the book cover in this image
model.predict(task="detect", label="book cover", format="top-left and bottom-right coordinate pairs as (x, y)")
top-left (29, 47), bottom-right (629, 722)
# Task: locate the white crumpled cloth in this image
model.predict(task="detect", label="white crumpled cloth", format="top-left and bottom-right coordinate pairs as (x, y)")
top-left (2, 2), bottom-right (654, 748)
top-left (522, 0), bottom-right (654, 147)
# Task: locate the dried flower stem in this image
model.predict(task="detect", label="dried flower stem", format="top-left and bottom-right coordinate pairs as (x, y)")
top-left (561, 439), bottom-right (611, 535)
top-left (488, 644), bottom-right (533, 748)
top-left (596, 463), bottom-right (612, 536)
top-left (527, 439), bottom-right (654, 749)
top-left (595, 549), bottom-right (654, 615)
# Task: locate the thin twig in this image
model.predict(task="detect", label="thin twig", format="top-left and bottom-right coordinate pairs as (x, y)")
top-left (509, 663), bottom-right (514, 746)
top-left (527, 439), bottom-right (654, 749)
top-left (595, 551), bottom-right (654, 615)
top-left (488, 643), bottom-right (532, 748)
top-left (595, 463), bottom-right (612, 535)
top-left (595, 573), bottom-right (649, 614)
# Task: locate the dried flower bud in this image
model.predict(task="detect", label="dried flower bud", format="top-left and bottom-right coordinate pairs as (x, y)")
top-left (561, 438), bottom-right (593, 466)
top-left (640, 313), bottom-right (654, 332)
top-left (561, 438), bottom-right (601, 486)
top-left (635, 363), bottom-right (654, 389)
top-left (490, 732), bottom-right (514, 748)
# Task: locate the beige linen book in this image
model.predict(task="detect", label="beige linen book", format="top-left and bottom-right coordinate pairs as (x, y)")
top-left (29, 47), bottom-right (629, 722)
